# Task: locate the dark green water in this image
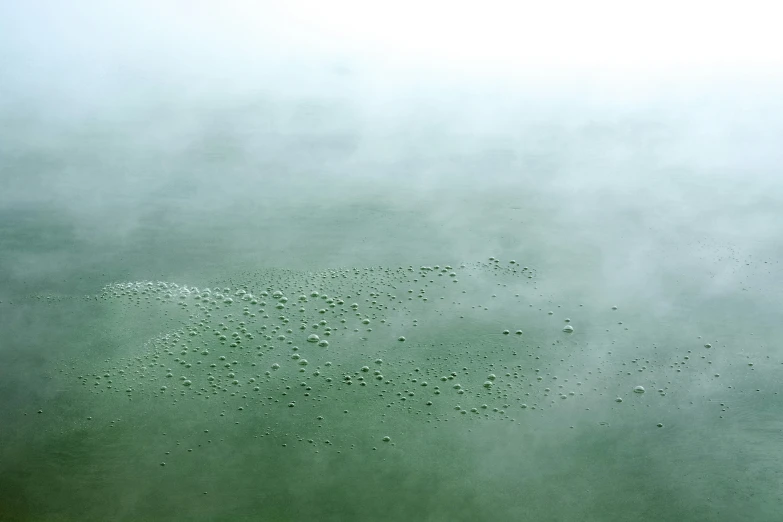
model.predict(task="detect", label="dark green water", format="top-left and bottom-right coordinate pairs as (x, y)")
top-left (2, 4), bottom-right (783, 521)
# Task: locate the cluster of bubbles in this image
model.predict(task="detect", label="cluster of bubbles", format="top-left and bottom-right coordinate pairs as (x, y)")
top-left (53, 257), bottom-right (777, 460)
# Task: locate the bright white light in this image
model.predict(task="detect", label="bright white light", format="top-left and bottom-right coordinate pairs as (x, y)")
top-left (275, 0), bottom-right (783, 70)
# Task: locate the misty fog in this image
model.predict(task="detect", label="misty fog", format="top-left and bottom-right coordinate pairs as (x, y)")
top-left (1, 2), bottom-right (782, 521)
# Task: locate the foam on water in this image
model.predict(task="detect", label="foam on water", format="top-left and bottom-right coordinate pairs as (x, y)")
top-left (48, 258), bottom-right (781, 461)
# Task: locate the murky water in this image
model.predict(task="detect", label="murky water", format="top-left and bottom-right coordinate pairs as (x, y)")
top-left (2, 3), bottom-right (783, 522)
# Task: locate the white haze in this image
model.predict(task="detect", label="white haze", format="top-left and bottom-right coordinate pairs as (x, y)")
top-left (1, 2), bottom-right (783, 521)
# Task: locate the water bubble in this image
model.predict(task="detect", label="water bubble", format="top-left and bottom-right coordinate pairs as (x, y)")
top-left (563, 325), bottom-right (574, 333)
top-left (70, 260), bottom-right (726, 453)
top-left (633, 386), bottom-right (645, 394)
